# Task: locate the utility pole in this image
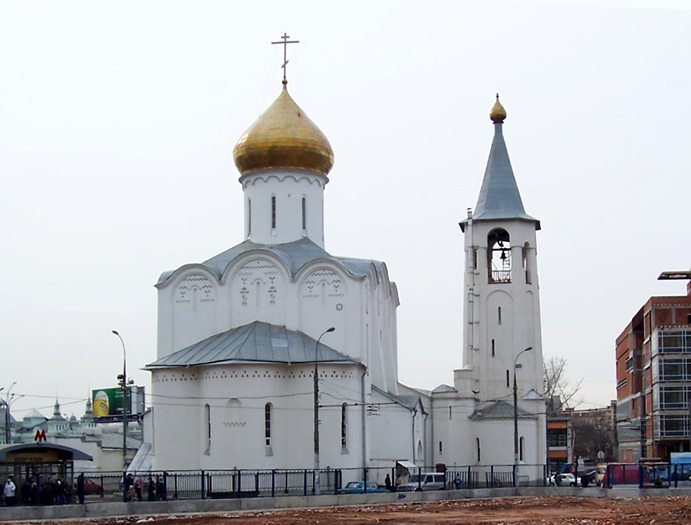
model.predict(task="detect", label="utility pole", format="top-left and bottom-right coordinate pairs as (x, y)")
top-left (112, 330), bottom-right (132, 471)
top-left (314, 327), bottom-right (335, 496)
top-left (513, 347), bottom-right (533, 487)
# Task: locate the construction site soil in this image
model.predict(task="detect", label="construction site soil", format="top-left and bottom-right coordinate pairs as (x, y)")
top-left (3, 495), bottom-right (691, 525)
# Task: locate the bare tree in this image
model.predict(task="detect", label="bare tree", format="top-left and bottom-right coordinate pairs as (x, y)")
top-left (544, 356), bottom-right (582, 414)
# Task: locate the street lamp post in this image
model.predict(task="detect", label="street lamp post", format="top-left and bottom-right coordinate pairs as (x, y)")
top-left (2, 382), bottom-right (17, 444)
top-left (513, 346), bottom-right (533, 487)
top-left (112, 330), bottom-right (131, 472)
top-left (314, 326), bottom-right (335, 496)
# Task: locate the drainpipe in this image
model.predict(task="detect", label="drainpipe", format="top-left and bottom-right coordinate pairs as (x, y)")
top-left (412, 408), bottom-right (417, 463)
top-left (361, 366), bottom-right (368, 475)
top-left (466, 208), bottom-right (475, 367)
top-left (430, 395), bottom-right (434, 464)
top-left (423, 411), bottom-right (429, 467)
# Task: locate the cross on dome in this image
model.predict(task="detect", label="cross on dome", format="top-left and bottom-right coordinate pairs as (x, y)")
top-left (271, 32), bottom-right (300, 86)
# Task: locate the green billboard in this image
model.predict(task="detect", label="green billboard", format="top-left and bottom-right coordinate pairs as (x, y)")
top-left (92, 386), bottom-right (145, 418)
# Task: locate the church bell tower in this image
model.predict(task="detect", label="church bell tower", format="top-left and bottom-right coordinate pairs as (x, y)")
top-left (459, 96), bottom-right (545, 453)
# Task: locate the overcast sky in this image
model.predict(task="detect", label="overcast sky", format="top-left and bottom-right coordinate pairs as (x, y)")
top-left (1, 0), bottom-right (689, 419)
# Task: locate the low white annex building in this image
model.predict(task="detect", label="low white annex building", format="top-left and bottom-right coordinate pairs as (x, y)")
top-left (140, 64), bottom-right (546, 478)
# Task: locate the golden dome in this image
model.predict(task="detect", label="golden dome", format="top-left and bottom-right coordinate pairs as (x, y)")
top-left (490, 93), bottom-right (507, 123)
top-left (233, 86), bottom-right (334, 177)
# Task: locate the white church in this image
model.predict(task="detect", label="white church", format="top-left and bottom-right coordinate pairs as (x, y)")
top-left (140, 57), bottom-right (546, 480)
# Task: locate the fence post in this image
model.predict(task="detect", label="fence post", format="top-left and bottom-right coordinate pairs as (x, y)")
top-left (467, 466), bottom-right (471, 489)
top-left (271, 469), bottom-right (276, 498)
top-left (255, 472), bottom-right (259, 494)
top-left (364, 468), bottom-right (369, 493)
top-left (304, 470), bottom-right (308, 496)
top-left (674, 464), bottom-right (678, 489)
top-left (173, 473), bottom-right (178, 499)
top-left (237, 469), bottom-right (242, 497)
top-left (201, 470), bottom-right (205, 499)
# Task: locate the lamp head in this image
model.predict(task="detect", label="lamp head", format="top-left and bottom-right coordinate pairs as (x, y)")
top-left (112, 330), bottom-right (119, 336)
top-left (326, 327), bottom-right (335, 333)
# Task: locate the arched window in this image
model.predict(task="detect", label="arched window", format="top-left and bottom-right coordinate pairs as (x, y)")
top-left (488, 229), bottom-right (511, 283)
top-left (341, 403), bottom-right (347, 448)
top-left (519, 436), bottom-right (525, 462)
top-left (271, 196), bottom-right (276, 230)
top-left (265, 403), bottom-right (272, 447)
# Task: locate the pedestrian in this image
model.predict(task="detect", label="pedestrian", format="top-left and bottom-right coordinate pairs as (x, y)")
top-left (385, 474), bottom-right (392, 491)
top-left (21, 477), bottom-right (32, 505)
top-left (156, 476), bottom-right (166, 501)
top-left (76, 473), bottom-right (85, 505)
top-left (3, 477), bottom-right (16, 506)
top-left (147, 476), bottom-right (156, 501)
top-left (134, 475), bottom-right (142, 501)
top-left (124, 473), bottom-right (135, 502)
top-left (454, 474), bottom-right (462, 489)
top-left (55, 478), bottom-right (65, 505)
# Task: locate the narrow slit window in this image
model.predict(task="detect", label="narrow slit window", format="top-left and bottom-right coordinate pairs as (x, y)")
top-left (341, 403), bottom-right (347, 448)
top-left (498, 307), bottom-right (502, 325)
top-left (301, 197), bottom-right (306, 231)
top-left (265, 403), bottom-right (272, 446)
top-left (506, 370), bottom-right (510, 388)
top-left (204, 404), bottom-right (211, 452)
top-left (492, 339), bottom-right (495, 357)
top-left (449, 406), bottom-right (452, 420)
top-left (439, 441), bottom-right (443, 454)
top-left (271, 196), bottom-right (276, 229)
top-left (248, 199), bottom-right (252, 237)
top-left (476, 438), bottom-right (481, 462)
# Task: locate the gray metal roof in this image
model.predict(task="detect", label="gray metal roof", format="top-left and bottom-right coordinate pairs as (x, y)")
top-left (146, 321), bottom-right (362, 369)
top-left (157, 237), bottom-right (386, 286)
top-left (372, 384), bottom-right (421, 411)
top-left (472, 122), bottom-right (540, 228)
top-left (470, 400), bottom-right (533, 420)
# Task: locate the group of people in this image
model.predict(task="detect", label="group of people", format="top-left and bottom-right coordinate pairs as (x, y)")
top-left (2, 476), bottom-right (70, 506)
top-left (124, 473), bottom-right (166, 502)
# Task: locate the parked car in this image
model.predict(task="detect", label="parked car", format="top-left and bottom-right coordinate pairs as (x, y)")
top-left (336, 481), bottom-right (388, 494)
top-left (397, 472), bottom-right (446, 492)
top-left (548, 472), bottom-right (578, 487)
top-left (74, 477), bottom-right (104, 496)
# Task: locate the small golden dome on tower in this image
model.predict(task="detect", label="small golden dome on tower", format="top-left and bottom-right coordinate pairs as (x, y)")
top-left (233, 87), bottom-right (334, 177)
top-left (490, 93), bottom-right (507, 123)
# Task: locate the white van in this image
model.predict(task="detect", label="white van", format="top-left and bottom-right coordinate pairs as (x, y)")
top-left (397, 472), bottom-right (446, 491)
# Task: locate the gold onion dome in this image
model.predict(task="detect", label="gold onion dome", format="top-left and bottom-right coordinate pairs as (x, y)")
top-left (233, 86), bottom-right (334, 177)
top-left (490, 93), bottom-right (507, 123)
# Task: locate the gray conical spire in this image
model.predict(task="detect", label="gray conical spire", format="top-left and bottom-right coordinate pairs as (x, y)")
top-left (473, 97), bottom-right (539, 229)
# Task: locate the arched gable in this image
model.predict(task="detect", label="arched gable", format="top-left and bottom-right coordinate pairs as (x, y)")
top-left (157, 263), bottom-right (220, 290)
top-left (224, 252), bottom-right (290, 327)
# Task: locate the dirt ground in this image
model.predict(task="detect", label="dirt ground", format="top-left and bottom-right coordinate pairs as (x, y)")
top-left (4, 495), bottom-right (691, 525)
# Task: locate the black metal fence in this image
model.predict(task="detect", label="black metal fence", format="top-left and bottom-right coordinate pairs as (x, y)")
top-left (1, 463), bottom-right (550, 506)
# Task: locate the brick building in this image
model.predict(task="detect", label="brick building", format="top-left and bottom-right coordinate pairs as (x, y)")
top-left (615, 272), bottom-right (691, 462)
